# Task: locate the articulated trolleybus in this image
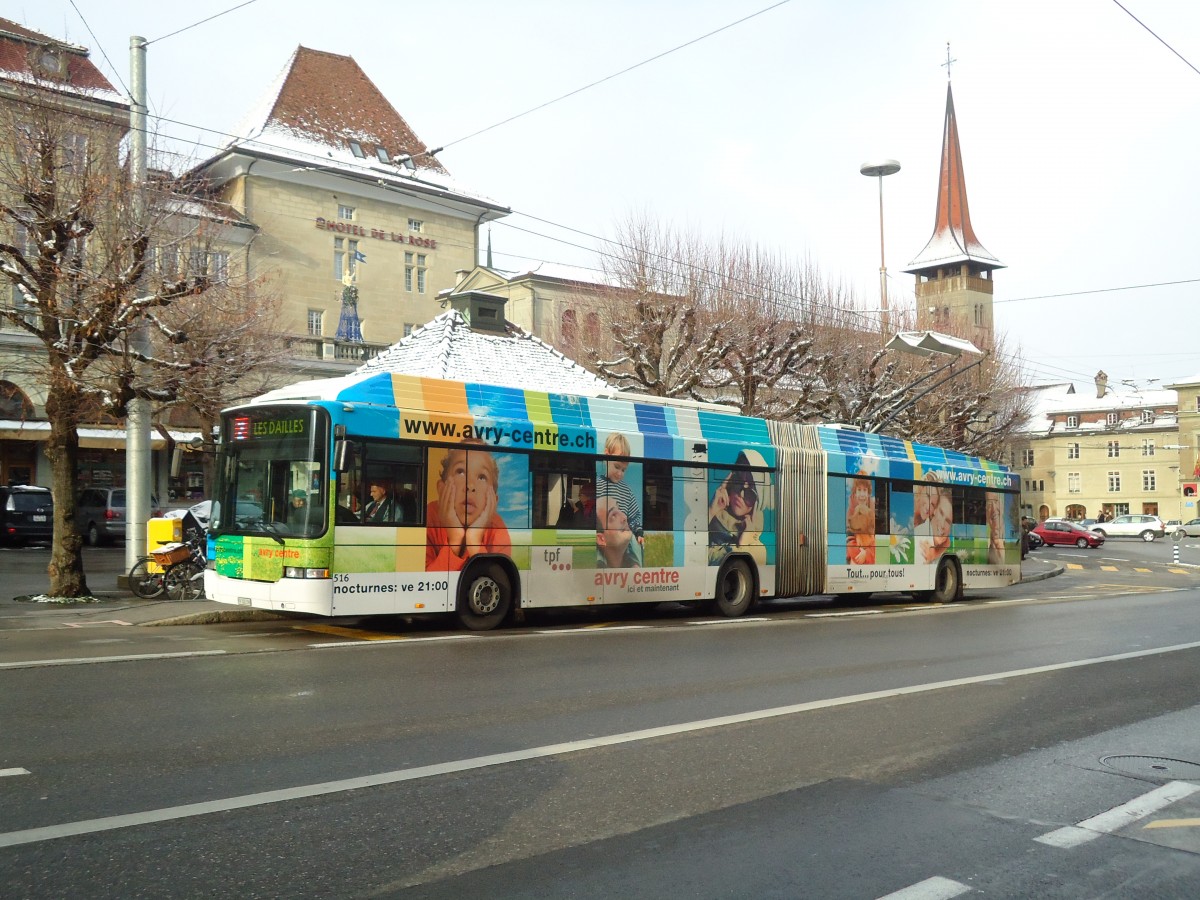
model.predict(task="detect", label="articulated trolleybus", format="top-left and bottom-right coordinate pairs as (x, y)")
top-left (206, 372), bottom-right (1021, 629)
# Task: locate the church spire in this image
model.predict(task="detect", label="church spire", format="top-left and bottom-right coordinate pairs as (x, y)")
top-left (905, 81), bottom-right (1002, 273)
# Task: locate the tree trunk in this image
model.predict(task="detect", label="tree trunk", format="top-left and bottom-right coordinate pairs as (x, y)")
top-left (44, 380), bottom-right (89, 598)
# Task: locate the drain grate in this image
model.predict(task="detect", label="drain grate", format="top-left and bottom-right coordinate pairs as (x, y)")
top-left (1099, 755), bottom-right (1200, 781)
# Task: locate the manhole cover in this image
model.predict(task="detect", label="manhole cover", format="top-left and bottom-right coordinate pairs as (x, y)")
top-left (1100, 755), bottom-right (1200, 781)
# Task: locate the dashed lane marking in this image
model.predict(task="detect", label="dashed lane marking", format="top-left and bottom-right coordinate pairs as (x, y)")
top-left (0, 768), bottom-right (30, 777)
top-left (1134, 567), bottom-right (1152, 573)
top-left (1067, 563), bottom-right (1084, 570)
top-left (0, 650), bottom-right (226, 669)
top-left (293, 623), bottom-right (406, 642)
top-left (876, 876), bottom-right (971, 900)
top-left (1100, 565), bottom-right (1119, 572)
top-left (1034, 781), bottom-right (1200, 848)
top-left (60, 620), bottom-right (132, 628)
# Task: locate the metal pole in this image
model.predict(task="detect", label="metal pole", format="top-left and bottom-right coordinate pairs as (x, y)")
top-left (125, 36), bottom-right (152, 573)
top-left (876, 174), bottom-right (890, 335)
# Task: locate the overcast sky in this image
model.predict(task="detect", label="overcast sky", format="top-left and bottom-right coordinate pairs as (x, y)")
top-left (14, 0), bottom-right (1200, 390)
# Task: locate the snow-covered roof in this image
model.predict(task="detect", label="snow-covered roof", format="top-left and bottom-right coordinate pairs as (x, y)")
top-left (1020, 382), bottom-right (1179, 435)
top-left (256, 309), bottom-right (612, 403)
top-left (195, 46), bottom-right (505, 214)
top-left (0, 17), bottom-right (127, 109)
top-left (356, 309), bottom-right (612, 394)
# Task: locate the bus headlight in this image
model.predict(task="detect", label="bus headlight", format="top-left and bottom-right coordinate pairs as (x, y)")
top-left (283, 567), bottom-right (331, 579)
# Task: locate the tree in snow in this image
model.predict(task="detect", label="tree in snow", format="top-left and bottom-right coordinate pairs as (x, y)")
top-left (0, 85), bottom-right (278, 597)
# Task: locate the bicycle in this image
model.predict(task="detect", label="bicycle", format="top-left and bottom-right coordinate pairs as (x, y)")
top-left (127, 533), bottom-right (207, 601)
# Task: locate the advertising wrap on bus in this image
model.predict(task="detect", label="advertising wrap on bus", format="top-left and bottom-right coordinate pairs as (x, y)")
top-left (205, 373), bottom-right (1021, 628)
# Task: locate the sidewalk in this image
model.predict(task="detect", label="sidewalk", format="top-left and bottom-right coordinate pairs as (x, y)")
top-left (2, 558), bottom-right (1065, 629)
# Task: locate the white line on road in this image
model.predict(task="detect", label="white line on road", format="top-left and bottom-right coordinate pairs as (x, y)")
top-left (876, 875), bottom-right (972, 900)
top-left (687, 617), bottom-right (771, 626)
top-left (0, 768), bottom-right (30, 777)
top-left (1034, 781), bottom-right (1200, 848)
top-left (4, 639), bottom-right (1200, 849)
top-left (0, 650), bottom-right (227, 670)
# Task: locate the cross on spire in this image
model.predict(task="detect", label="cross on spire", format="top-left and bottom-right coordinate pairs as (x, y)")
top-left (941, 41), bottom-right (956, 80)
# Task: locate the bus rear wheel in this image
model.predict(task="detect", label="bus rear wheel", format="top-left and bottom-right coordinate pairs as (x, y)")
top-left (457, 564), bottom-right (511, 631)
top-left (913, 558), bottom-right (962, 603)
top-left (714, 559), bottom-right (755, 618)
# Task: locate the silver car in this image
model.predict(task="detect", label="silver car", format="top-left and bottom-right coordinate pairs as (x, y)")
top-left (1173, 518), bottom-right (1200, 538)
top-left (1091, 514), bottom-right (1166, 542)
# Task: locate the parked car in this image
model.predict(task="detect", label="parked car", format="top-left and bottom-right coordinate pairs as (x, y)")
top-left (75, 488), bottom-right (160, 546)
top-left (0, 484), bottom-right (54, 545)
top-left (1025, 530), bottom-right (1044, 551)
top-left (1032, 520), bottom-right (1106, 549)
top-left (1173, 518), bottom-right (1200, 538)
top-left (1091, 514), bottom-right (1166, 542)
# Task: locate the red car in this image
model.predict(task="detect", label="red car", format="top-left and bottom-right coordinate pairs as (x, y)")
top-left (1032, 520), bottom-right (1105, 548)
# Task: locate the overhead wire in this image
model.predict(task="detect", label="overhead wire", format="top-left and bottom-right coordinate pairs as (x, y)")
top-left (1111, 0), bottom-right (1200, 77)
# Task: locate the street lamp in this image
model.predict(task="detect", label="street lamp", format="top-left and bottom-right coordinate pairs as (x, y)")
top-left (860, 159), bottom-right (900, 335)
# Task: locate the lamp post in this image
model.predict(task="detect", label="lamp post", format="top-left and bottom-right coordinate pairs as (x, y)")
top-left (860, 159), bottom-right (900, 335)
top-left (869, 330), bottom-right (985, 433)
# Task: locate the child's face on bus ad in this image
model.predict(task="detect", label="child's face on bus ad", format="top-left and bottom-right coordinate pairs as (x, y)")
top-left (606, 459), bottom-right (628, 483)
top-left (442, 451), bottom-right (496, 520)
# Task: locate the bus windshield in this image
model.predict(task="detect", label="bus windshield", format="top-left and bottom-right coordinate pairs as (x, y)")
top-left (213, 407), bottom-right (329, 539)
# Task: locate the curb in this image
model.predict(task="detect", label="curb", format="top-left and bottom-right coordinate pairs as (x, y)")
top-left (1020, 564), bottom-right (1064, 584)
top-left (140, 608), bottom-right (291, 627)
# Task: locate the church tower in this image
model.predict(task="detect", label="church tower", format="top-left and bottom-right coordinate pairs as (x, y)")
top-left (903, 80), bottom-right (1003, 348)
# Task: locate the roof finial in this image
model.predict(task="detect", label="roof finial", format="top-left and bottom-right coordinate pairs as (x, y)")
top-left (941, 41), bottom-right (956, 80)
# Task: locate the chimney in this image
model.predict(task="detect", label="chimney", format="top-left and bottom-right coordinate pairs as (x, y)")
top-left (455, 269), bottom-right (469, 286)
top-left (448, 291), bottom-right (508, 333)
top-left (1094, 370), bottom-right (1108, 399)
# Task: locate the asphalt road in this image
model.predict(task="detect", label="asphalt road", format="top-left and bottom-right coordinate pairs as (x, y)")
top-left (2, 544), bottom-right (1200, 898)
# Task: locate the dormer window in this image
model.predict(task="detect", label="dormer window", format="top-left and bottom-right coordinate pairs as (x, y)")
top-left (375, 146), bottom-right (390, 163)
top-left (348, 140), bottom-right (365, 159)
top-left (1106, 412), bottom-right (1119, 426)
top-left (1140, 409), bottom-right (1154, 424)
top-left (33, 47), bottom-right (67, 79)
top-left (1066, 415), bottom-right (1078, 428)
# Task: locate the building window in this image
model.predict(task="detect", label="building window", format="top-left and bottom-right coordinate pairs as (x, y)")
top-left (1143, 470), bottom-right (1156, 491)
top-left (1106, 411), bottom-right (1119, 426)
top-left (1195, 396), bottom-right (1200, 413)
top-left (1067, 443), bottom-right (1080, 460)
top-left (375, 147), bottom-right (390, 164)
top-left (1141, 439), bottom-right (1155, 457)
top-left (307, 309), bottom-right (323, 336)
top-left (1066, 415), bottom-right (1079, 428)
top-left (403, 323), bottom-right (413, 337)
top-left (1108, 471), bottom-right (1121, 492)
top-left (338, 205), bottom-right (355, 220)
top-left (62, 132), bottom-right (87, 175)
top-left (208, 252), bottom-right (229, 282)
top-left (1107, 441), bottom-right (1120, 458)
top-left (1140, 409), bottom-right (1155, 424)
top-left (561, 309), bottom-right (578, 345)
top-left (404, 252), bottom-right (413, 292)
top-left (348, 140), bottom-right (365, 158)
top-left (416, 254), bottom-right (426, 293)
top-left (408, 219), bottom-right (423, 232)
top-left (1021, 449), bottom-right (1034, 467)
top-left (335, 238), bottom-right (359, 280)
top-left (1068, 472), bottom-right (1081, 493)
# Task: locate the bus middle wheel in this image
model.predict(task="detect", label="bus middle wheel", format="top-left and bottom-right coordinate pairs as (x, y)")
top-left (457, 564), bottom-right (511, 631)
top-left (714, 558), bottom-right (755, 617)
top-left (931, 558), bottom-right (961, 603)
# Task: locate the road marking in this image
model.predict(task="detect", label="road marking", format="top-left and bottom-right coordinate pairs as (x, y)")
top-left (876, 876), bottom-right (971, 900)
top-left (1168, 568), bottom-right (1189, 574)
top-left (985, 598), bottom-right (1034, 605)
top-left (311, 635), bottom-right (467, 648)
top-left (806, 610), bottom-right (879, 618)
top-left (1100, 565), bottom-right (1119, 572)
top-left (1034, 781), bottom-right (1200, 848)
top-left (0, 768), bottom-right (30, 777)
top-left (6, 639), bottom-right (1200, 849)
top-left (1143, 818), bottom-right (1200, 830)
top-left (1134, 568), bottom-right (1151, 573)
top-left (294, 623), bottom-right (405, 641)
top-left (0, 650), bottom-right (227, 670)
top-left (60, 620), bottom-right (132, 628)
top-left (687, 617), bottom-right (770, 626)
top-left (1066, 563), bottom-right (1083, 570)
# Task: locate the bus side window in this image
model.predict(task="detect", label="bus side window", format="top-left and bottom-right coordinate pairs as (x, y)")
top-left (644, 460), bottom-right (674, 531)
top-left (531, 451), bottom-right (594, 528)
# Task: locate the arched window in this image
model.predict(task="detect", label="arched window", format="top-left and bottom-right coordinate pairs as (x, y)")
top-left (0, 381), bottom-right (34, 420)
top-left (560, 309), bottom-right (577, 346)
top-left (584, 312), bottom-right (601, 347)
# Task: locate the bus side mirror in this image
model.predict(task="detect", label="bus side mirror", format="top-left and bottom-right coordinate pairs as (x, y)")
top-left (334, 439), bottom-right (350, 474)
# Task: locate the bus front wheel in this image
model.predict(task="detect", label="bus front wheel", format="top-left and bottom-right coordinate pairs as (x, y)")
top-left (913, 558), bottom-right (962, 603)
top-left (457, 564), bottom-right (511, 631)
top-left (714, 558), bottom-right (755, 617)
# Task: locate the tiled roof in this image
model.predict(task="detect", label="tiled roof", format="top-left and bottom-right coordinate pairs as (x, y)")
top-left (905, 82), bottom-right (1002, 273)
top-left (354, 309), bottom-right (612, 395)
top-left (1021, 382), bottom-right (1179, 435)
top-left (0, 17), bottom-right (125, 106)
top-left (239, 46), bottom-right (448, 176)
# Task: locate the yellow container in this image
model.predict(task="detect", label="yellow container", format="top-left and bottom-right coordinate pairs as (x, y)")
top-left (147, 517), bottom-right (183, 573)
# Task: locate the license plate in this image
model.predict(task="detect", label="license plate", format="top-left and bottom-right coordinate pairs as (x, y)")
top-left (32, 515), bottom-right (46, 522)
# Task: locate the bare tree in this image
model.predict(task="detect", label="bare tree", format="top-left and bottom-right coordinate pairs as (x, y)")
top-left (0, 87), bottom-right (277, 596)
top-left (591, 216), bottom-right (730, 399)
